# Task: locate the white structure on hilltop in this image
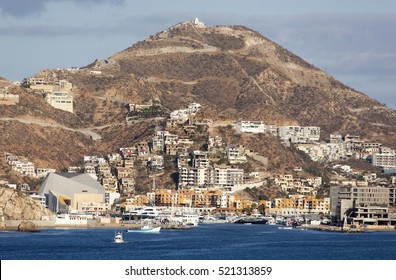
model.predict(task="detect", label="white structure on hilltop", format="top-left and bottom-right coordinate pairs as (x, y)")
top-left (193, 18), bottom-right (205, 27)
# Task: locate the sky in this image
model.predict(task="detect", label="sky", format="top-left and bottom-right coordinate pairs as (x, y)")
top-left (1, 0), bottom-right (396, 109)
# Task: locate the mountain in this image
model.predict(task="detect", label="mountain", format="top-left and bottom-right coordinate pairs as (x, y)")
top-left (1, 19), bottom-right (396, 188)
top-left (66, 20), bottom-right (396, 146)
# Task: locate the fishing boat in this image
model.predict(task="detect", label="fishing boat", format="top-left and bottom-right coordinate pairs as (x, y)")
top-left (126, 225), bottom-right (161, 233)
top-left (114, 231), bottom-right (124, 243)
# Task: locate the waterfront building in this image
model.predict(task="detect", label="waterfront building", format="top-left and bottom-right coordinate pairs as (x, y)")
top-left (39, 173), bottom-right (105, 213)
top-left (330, 185), bottom-right (396, 224)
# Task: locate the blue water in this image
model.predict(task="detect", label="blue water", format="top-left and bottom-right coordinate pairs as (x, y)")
top-left (1, 224), bottom-right (396, 260)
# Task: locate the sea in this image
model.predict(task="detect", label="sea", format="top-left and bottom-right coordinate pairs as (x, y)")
top-left (1, 223), bottom-right (396, 260)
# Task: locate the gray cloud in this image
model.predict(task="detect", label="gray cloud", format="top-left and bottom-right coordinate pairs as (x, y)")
top-left (0, 0), bottom-right (125, 17)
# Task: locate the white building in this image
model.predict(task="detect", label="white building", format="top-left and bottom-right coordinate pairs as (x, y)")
top-left (12, 161), bottom-right (35, 176)
top-left (152, 131), bottom-right (170, 151)
top-left (192, 151), bottom-right (210, 168)
top-left (36, 168), bottom-right (56, 178)
top-left (236, 121), bottom-right (265, 133)
top-left (226, 146), bottom-right (247, 164)
top-left (178, 167), bottom-right (244, 189)
top-left (193, 18), bottom-right (205, 27)
top-left (148, 155), bottom-right (164, 170)
top-left (208, 136), bottom-right (223, 149)
top-left (44, 80), bottom-right (73, 113)
top-left (296, 143), bottom-right (345, 162)
top-left (278, 126), bottom-right (320, 143)
top-left (46, 91), bottom-right (73, 113)
top-left (372, 152), bottom-right (396, 169)
top-left (29, 193), bottom-right (46, 207)
top-left (170, 103), bottom-right (201, 123)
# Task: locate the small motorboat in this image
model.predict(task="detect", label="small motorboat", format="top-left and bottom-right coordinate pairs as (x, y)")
top-left (114, 231), bottom-right (124, 243)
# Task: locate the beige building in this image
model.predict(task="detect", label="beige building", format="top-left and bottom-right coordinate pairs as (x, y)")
top-left (45, 80), bottom-right (74, 113)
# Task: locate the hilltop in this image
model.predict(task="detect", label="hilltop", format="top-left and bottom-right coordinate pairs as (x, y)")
top-left (65, 20), bottom-right (396, 146)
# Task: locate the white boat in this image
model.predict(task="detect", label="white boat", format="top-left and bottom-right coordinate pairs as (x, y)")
top-left (267, 219), bottom-right (276, 225)
top-left (123, 207), bottom-right (163, 221)
top-left (126, 225), bottom-right (161, 233)
top-left (170, 212), bottom-right (200, 226)
top-left (114, 231), bottom-right (124, 243)
top-left (278, 226), bottom-right (293, 230)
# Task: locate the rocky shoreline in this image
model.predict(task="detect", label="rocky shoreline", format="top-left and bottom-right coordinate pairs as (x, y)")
top-left (296, 224), bottom-right (396, 233)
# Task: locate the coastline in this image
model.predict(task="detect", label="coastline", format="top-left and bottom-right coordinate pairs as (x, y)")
top-left (3, 220), bottom-right (192, 231)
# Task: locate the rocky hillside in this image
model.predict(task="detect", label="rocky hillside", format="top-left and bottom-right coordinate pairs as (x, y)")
top-left (1, 19), bottom-right (396, 185)
top-left (66, 20), bottom-right (396, 147)
top-left (0, 186), bottom-right (52, 220)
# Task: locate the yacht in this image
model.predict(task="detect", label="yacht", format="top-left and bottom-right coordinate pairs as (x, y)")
top-left (123, 207), bottom-right (162, 221)
top-left (233, 214), bottom-right (267, 224)
top-left (170, 211), bottom-right (199, 226)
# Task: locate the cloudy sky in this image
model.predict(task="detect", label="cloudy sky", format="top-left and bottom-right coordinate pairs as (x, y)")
top-left (1, 0), bottom-right (395, 108)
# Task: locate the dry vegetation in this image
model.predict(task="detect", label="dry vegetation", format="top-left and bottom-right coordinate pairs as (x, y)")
top-left (2, 21), bottom-right (396, 182)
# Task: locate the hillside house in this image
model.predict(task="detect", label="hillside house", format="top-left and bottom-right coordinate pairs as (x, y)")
top-left (116, 167), bottom-right (133, 179)
top-left (102, 177), bottom-right (118, 192)
top-left (192, 151), bottom-right (210, 168)
top-left (36, 168), bottom-right (56, 178)
top-left (147, 156), bottom-right (164, 170)
top-left (226, 145), bottom-right (247, 164)
top-left (12, 161), bottom-right (35, 176)
top-left (236, 121), bottom-right (265, 133)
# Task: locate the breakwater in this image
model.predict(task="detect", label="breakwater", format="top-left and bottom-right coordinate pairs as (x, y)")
top-left (297, 224), bottom-right (396, 233)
